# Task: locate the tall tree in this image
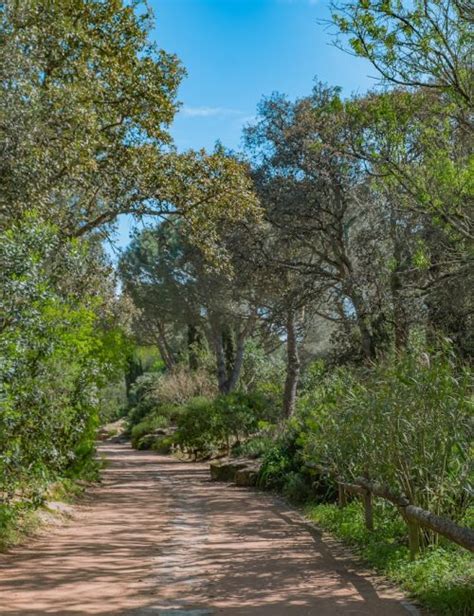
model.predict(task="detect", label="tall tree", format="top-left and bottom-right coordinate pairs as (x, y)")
top-left (0, 1), bottom-right (260, 249)
top-left (245, 85), bottom-right (389, 360)
top-left (119, 221), bottom-right (260, 393)
top-left (331, 0), bottom-right (473, 106)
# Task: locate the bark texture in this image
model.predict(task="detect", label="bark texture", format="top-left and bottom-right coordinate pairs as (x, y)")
top-left (283, 309), bottom-right (300, 418)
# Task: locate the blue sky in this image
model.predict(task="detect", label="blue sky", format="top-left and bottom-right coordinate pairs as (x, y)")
top-left (113, 0), bottom-right (375, 250)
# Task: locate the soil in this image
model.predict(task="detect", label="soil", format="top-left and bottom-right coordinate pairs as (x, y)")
top-left (0, 442), bottom-right (419, 615)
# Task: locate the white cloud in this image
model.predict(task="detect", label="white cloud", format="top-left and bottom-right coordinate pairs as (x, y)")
top-left (180, 106), bottom-right (243, 118)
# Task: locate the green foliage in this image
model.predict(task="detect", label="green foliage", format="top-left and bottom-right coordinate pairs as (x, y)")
top-left (0, 470), bottom-right (100, 551)
top-left (332, 0), bottom-right (472, 106)
top-left (131, 414), bottom-right (170, 449)
top-left (0, 502), bottom-right (42, 552)
top-left (257, 425), bottom-right (314, 502)
top-left (126, 389), bottom-right (276, 457)
top-left (174, 397), bottom-right (223, 456)
top-left (1, 1), bottom-right (261, 267)
top-left (124, 367), bottom-right (215, 443)
top-left (239, 339), bottom-right (286, 401)
top-left (232, 432), bottom-right (275, 459)
top-left (0, 218), bottom-right (127, 506)
top-left (0, 0), bottom-right (183, 234)
top-left (98, 380), bottom-right (128, 424)
top-left (307, 501), bottom-right (474, 616)
top-left (214, 390), bottom-right (277, 439)
top-left (174, 391), bottom-right (274, 456)
top-left (301, 347), bottom-right (473, 522)
top-left (152, 436), bottom-right (174, 455)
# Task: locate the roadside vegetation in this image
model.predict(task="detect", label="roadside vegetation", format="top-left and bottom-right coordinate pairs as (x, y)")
top-left (307, 501), bottom-right (473, 616)
top-left (0, 0), bottom-right (257, 545)
top-left (1, 1), bottom-right (472, 613)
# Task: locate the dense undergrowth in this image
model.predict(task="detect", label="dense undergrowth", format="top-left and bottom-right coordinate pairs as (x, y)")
top-left (125, 346), bottom-right (473, 615)
top-left (126, 367), bottom-right (278, 457)
top-left (0, 219), bottom-right (127, 547)
top-left (0, 461), bottom-right (102, 551)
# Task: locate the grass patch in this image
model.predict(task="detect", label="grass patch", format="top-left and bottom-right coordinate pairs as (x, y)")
top-left (0, 503), bottom-right (42, 551)
top-left (306, 501), bottom-right (474, 615)
top-left (0, 455), bottom-right (103, 552)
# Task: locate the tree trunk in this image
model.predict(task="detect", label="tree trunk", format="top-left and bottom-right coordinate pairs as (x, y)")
top-left (363, 489), bottom-right (374, 531)
top-left (187, 323), bottom-right (200, 371)
top-left (351, 290), bottom-right (376, 360)
top-left (226, 328), bottom-right (246, 393)
top-left (207, 314), bottom-right (255, 395)
top-left (222, 326), bottom-right (235, 378)
top-left (390, 210), bottom-right (408, 351)
top-left (283, 309), bottom-right (300, 418)
top-left (392, 271), bottom-right (408, 352)
top-left (155, 321), bottom-right (175, 371)
top-left (214, 332), bottom-right (229, 394)
top-left (206, 317), bottom-right (229, 394)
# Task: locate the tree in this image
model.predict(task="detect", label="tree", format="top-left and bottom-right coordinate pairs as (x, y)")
top-left (0, 1), bottom-right (260, 250)
top-left (331, 0), bottom-right (473, 253)
top-left (331, 0), bottom-right (473, 107)
top-left (119, 221), bottom-right (260, 394)
top-left (0, 0), bottom-right (182, 232)
top-left (245, 85), bottom-right (391, 361)
top-left (0, 216), bottom-right (127, 500)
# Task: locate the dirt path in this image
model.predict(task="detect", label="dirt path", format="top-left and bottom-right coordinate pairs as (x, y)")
top-left (0, 442), bottom-right (418, 616)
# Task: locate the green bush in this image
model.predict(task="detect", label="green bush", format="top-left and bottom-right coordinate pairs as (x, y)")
top-left (282, 471), bottom-right (314, 503)
top-left (130, 414), bottom-right (170, 448)
top-left (173, 391), bottom-right (274, 457)
top-left (152, 435), bottom-right (174, 454)
top-left (256, 425), bottom-right (316, 501)
top-left (232, 432), bottom-right (275, 458)
top-left (174, 397), bottom-right (222, 456)
top-left (0, 218), bottom-right (127, 506)
top-left (214, 390), bottom-right (273, 445)
top-left (300, 348), bottom-right (473, 526)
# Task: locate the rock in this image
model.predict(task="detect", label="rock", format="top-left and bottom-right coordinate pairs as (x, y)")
top-left (210, 459), bottom-right (250, 482)
top-left (235, 465), bottom-right (260, 487)
top-left (98, 419), bottom-right (126, 441)
top-left (153, 428), bottom-right (168, 436)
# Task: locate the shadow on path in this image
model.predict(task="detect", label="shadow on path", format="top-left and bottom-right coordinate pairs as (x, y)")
top-left (0, 443), bottom-right (417, 616)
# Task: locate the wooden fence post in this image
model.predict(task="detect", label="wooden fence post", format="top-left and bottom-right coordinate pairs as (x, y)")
top-left (363, 489), bottom-right (374, 531)
top-left (407, 520), bottom-right (420, 559)
top-left (338, 483), bottom-right (347, 508)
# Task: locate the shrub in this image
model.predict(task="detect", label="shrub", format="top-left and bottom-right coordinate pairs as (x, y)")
top-left (214, 390), bottom-right (274, 446)
top-left (174, 397), bottom-right (222, 457)
top-left (172, 391), bottom-right (275, 457)
top-left (257, 425), bottom-right (314, 498)
top-left (302, 348), bottom-right (473, 525)
top-left (130, 414), bottom-right (170, 448)
top-left (151, 365), bottom-right (217, 406)
top-left (152, 435), bottom-right (174, 454)
top-left (0, 219), bottom-right (127, 504)
top-left (232, 432), bottom-right (275, 458)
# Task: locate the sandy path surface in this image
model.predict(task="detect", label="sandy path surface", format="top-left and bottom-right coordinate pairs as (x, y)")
top-left (0, 442), bottom-right (417, 616)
